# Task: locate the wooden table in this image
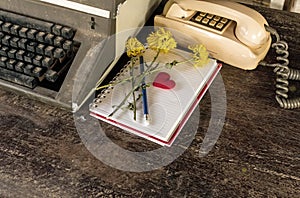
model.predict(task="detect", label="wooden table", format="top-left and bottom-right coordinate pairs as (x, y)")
top-left (0, 4), bottom-right (299, 198)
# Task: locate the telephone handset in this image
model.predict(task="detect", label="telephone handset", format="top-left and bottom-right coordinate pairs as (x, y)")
top-left (154, 0), bottom-right (272, 70)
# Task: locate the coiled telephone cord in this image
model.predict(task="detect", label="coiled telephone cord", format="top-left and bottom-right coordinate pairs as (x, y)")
top-left (259, 25), bottom-right (300, 109)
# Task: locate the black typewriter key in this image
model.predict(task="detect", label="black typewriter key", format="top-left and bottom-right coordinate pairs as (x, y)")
top-left (45, 69), bottom-right (58, 82)
top-left (24, 52), bottom-right (35, 63)
top-left (27, 29), bottom-right (38, 40)
top-left (54, 48), bottom-right (65, 59)
top-left (2, 22), bottom-right (12, 33)
top-left (0, 32), bottom-right (4, 40)
top-left (42, 57), bottom-right (54, 68)
top-left (6, 59), bottom-right (17, 70)
top-left (0, 20), bottom-right (3, 31)
top-left (10, 37), bottom-right (20, 48)
top-left (0, 57), bottom-right (7, 67)
top-left (33, 55), bottom-right (43, 66)
top-left (19, 27), bottom-right (29, 38)
top-left (15, 62), bottom-right (25, 73)
top-left (8, 49), bottom-right (17, 59)
top-left (2, 35), bottom-right (11, 46)
top-left (52, 24), bottom-right (63, 36)
top-left (54, 36), bottom-right (64, 47)
top-left (61, 27), bottom-right (74, 39)
top-left (18, 38), bottom-right (28, 50)
top-left (45, 46), bottom-right (55, 57)
top-left (36, 44), bottom-right (45, 55)
top-left (16, 50), bottom-right (25, 61)
top-left (36, 32), bottom-right (46, 43)
top-left (32, 66), bottom-right (44, 77)
top-left (0, 46), bottom-right (9, 56)
top-left (10, 25), bottom-right (21, 36)
top-left (62, 40), bottom-right (73, 51)
top-left (27, 41), bottom-right (38, 53)
top-left (24, 64), bottom-right (34, 75)
top-left (0, 67), bottom-right (38, 88)
top-left (45, 33), bottom-right (55, 45)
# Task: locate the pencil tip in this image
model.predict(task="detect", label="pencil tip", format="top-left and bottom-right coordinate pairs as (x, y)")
top-left (145, 114), bottom-right (151, 125)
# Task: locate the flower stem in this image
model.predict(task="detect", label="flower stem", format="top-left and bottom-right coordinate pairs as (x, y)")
top-left (129, 58), bottom-right (137, 120)
top-left (108, 52), bottom-right (160, 118)
top-left (108, 83), bottom-right (140, 117)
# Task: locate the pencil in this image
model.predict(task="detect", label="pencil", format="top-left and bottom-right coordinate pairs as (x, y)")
top-left (139, 56), bottom-right (150, 122)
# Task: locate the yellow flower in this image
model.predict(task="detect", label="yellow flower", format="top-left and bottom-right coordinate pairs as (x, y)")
top-left (125, 37), bottom-right (145, 57)
top-left (188, 44), bottom-right (209, 67)
top-left (146, 28), bottom-right (177, 53)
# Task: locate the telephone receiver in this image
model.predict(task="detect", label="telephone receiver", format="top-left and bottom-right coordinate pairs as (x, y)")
top-left (154, 0), bottom-right (272, 70)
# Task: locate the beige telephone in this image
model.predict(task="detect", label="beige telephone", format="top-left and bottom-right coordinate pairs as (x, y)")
top-left (154, 0), bottom-right (272, 70)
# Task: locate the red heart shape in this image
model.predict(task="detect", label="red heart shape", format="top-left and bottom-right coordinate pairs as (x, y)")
top-left (153, 72), bottom-right (176, 90)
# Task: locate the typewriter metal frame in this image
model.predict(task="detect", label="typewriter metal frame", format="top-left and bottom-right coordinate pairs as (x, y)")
top-left (0, 0), bottom-right (161, 110)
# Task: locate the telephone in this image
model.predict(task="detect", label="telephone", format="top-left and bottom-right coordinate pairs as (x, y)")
top-left (155, 0), bottom-right (300, 109)
top-left (154, 0), bottom-right (272, 70)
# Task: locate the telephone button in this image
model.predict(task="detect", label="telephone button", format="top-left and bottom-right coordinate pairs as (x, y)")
top-left (220, 18), bottom-right (228, 24)
top-left (216, 23), bottom-right (224, 29)
top-left (213, 16), bottom-right (221, 21)
top-left (202, 18), bottom-right (209, 24)
top-left (195, 16), bottom-right (203, 22)
top-left (209, 20), bottom-right (217, 27)
top-left (199, 12), bottom-right (206, 17)
top-left (206, 14), bottom-right (214, 19)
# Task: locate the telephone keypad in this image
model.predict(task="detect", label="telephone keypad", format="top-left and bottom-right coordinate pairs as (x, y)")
top-left (190, 11), bottom-right (231, 32)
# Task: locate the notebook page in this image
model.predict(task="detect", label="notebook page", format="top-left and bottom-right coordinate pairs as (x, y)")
top-left (90, 49), bottom-right (218, 142)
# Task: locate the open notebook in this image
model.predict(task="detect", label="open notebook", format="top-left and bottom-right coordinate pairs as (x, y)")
top-left (89, 49), bottom-right (221, 146)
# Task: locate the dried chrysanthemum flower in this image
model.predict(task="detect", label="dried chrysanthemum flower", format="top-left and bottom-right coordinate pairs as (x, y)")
top-left (146, 28), bottom-right (177, 53)
top-left (125, 37), bottom-right (145, 57)
top-left (188, 44), bottom-right (209, 67)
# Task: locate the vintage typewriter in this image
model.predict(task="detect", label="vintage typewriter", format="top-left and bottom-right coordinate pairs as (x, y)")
top-left (0, 0), bottom-right (161, 109)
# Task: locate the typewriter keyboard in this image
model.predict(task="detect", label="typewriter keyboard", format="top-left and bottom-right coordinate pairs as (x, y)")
top-left (0, 9), bottom-right (79, 89)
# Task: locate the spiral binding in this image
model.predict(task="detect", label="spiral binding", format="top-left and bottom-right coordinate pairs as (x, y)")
top-left (259, 25), bottom-right (300, 109)
top-left (92, 61), bottom-right (131, 108)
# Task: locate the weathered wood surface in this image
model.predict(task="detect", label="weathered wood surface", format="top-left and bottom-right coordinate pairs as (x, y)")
top-left (0, 5), bottom-right (299, 198)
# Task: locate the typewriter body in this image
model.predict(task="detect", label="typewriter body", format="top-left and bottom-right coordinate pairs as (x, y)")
top-left (0, 0), bottom-right (161, 109)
